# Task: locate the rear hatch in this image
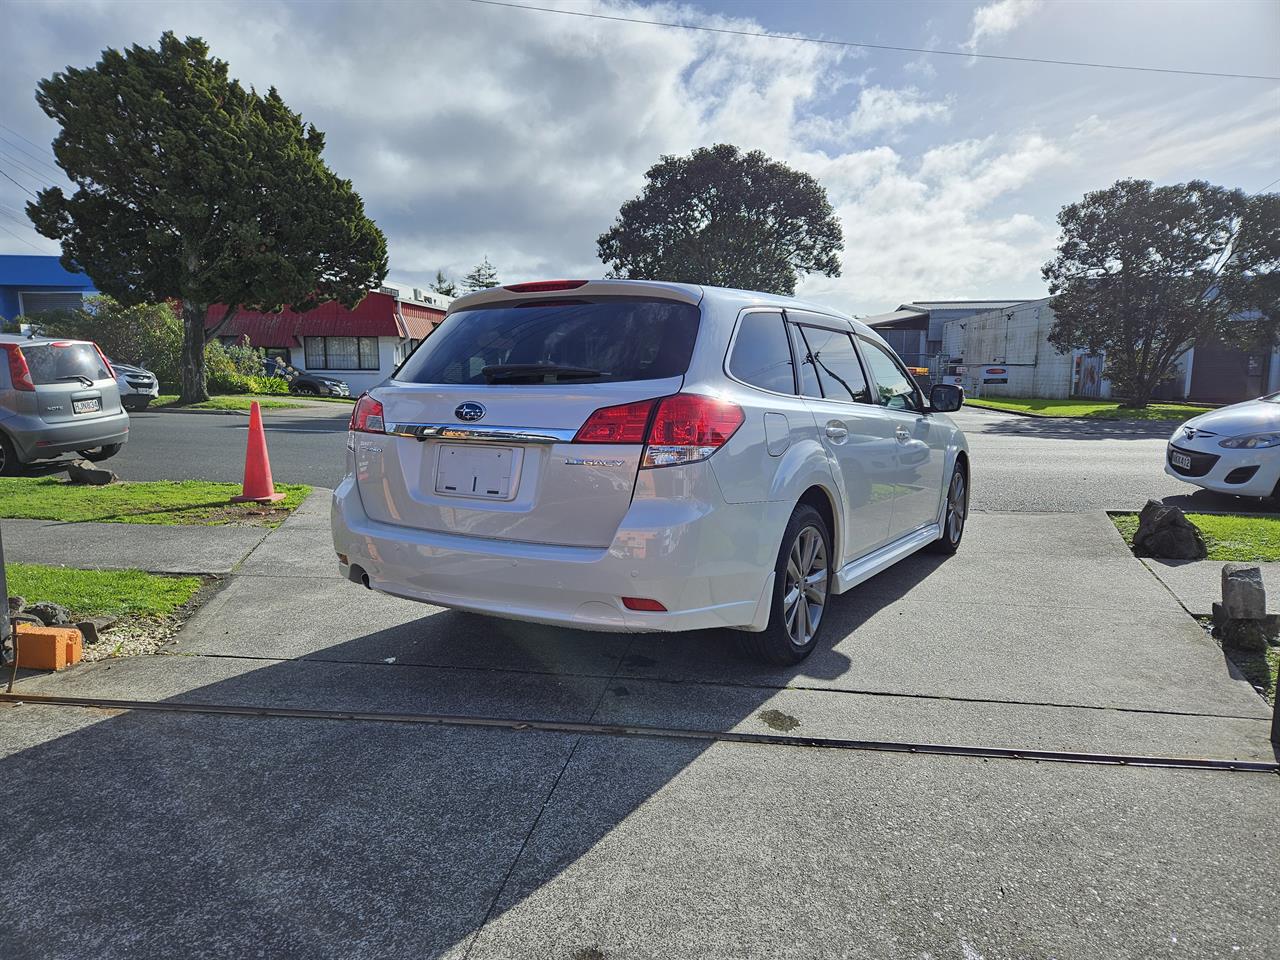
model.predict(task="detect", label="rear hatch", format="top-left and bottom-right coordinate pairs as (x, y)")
top-left (355, 289), bottom-right (701, 548)
top-left (21, 340), bottom-right (123, 423)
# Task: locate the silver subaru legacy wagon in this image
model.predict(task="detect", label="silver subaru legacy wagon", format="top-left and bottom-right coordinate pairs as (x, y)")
top-left (332, 280), bottom-right (969, 663)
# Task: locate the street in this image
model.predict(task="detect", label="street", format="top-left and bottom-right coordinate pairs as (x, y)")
top-left (107, 403), bottom-right (1258, 514)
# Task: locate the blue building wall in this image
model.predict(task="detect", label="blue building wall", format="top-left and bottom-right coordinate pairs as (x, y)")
top-left (0, 254), bottom-right (97, 320)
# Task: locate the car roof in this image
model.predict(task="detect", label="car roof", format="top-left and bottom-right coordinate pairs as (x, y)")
top-left (445, 278), bottom-right (870, 333)
top-left (0, 333), bottom-right (93, 346)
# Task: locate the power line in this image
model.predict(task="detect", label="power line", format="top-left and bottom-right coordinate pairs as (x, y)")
top-left (1254, 175), bottom-right (1280, 195)
top-left (465, 0), bottom-right (1280, 81)
top-left (0, 130), bottom-right (61, 178)
top-left (0, 220), bottom-right (52, 254)
top-left (0, 150), bottom-right (56, 189)
top-left (0, 168), bottom-right (39, 199)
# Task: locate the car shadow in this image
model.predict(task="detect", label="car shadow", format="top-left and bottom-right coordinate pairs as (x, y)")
top-left (970, 414), bottom-right (1178, 441)
top-left (0, 547), bottom-right (961, 958)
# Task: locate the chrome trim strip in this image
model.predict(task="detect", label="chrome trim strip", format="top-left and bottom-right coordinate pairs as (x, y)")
top-left (385, 422), bottom-right (576, 444)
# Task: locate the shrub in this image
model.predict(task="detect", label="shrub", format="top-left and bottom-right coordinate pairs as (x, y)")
top-left (31, 295), bottom-right (182, 387)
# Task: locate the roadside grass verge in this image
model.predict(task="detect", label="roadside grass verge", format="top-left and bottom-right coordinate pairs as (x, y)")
top-left (1111, 511), bottom-right (1280, 562)
top-left (0, 478), bottom-right (310, 526)
top-left (6, 563), bottom-right (202, 618)
top-left (966, 397), bottom-right (1210, 421)
top-left (153, 394), bottom-right (305, 410)
top-left (1228, 643), bottom-right (1279, 705)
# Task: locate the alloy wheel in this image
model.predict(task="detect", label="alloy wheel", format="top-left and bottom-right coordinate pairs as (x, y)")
top-left (947, 470), bottom-right (967, 543)
top-left (783, 525), bottom-right (828, 647)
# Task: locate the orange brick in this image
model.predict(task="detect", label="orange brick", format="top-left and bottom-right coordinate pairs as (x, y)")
top-left (15, 624), bottom-right (83, 671)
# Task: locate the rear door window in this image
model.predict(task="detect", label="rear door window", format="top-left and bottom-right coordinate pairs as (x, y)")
top-left (794, 325), bottom-right (872, 404)
top-left (397, 298), bottom-right (699, 385)
top-left (728, 311), bottom-right (794, 393)
top-left (21, 342), bottom-right (109, 385)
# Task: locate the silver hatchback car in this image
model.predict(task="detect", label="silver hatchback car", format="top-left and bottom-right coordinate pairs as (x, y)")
top-left (332, 280), bottom-right (969, 663)
top-left (0, 334), bottom-right (130, 475)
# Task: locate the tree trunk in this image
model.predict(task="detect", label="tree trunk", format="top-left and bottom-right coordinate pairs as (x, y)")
top-left (180, 300), bottom-right (210, 404)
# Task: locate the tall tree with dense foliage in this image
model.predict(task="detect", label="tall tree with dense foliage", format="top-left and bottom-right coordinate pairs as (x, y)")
top-left (26, 32), bottom-right (388, 402)
top-left (1044, 179), bottom-right (1279, 407)
top-left (597, 144), bottom-right (843, 296)
top-left (462, 257), bottom-right (500, 291)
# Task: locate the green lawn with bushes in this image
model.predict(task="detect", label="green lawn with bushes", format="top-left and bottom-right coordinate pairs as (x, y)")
top-left (153, 394), bottom-right (304, 410)
top-left (966, 397), bottom-right (1210, 421)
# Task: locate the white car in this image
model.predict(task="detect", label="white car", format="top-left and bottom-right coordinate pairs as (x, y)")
top-left (110, 359), bottom-right (160, 411)
top-left (332, 280), bottom-right (970, 663)
top-left (1165, 393), bottom-right (1280, 499)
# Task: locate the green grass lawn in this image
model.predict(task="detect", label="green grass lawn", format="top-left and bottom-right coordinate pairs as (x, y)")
top-left (6, 563), bottom-right (202, 617)
top-left (1112, 512), bottom-right (1280, 562)
top-left (153, 394), bottom-right (305, 410)
top-left (0, 477), bottom-right (310, 526)
top-left (967, 397), bottom-right (1210, 421)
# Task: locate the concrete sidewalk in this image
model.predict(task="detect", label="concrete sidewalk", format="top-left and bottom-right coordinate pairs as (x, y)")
top-left (1143, 557), bottom-right (1280, 615)
top-left (3, 504), bottom-right (1277, 958)
top-left (1, 517), bottom-right (267, 574)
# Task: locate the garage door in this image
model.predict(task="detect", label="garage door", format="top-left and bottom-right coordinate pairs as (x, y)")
top-left (18, 291), bottom-right (85, 316)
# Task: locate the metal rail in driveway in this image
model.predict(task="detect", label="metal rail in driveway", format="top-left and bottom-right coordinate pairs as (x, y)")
top-left (3, 692), bottom-right (1277, 775)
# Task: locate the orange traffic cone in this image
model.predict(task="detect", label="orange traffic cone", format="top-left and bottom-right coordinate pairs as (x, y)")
top-left (231, 401), bottom-right (286, 503)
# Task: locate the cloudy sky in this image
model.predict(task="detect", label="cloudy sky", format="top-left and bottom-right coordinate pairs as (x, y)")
top-left (1, 0), bottom-right (1276, 314)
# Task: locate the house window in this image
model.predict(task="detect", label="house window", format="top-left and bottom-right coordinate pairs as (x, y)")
top-left (263, 347), bottom-right (290, 363)
top-left (303, 336), bottom-right (380, 370)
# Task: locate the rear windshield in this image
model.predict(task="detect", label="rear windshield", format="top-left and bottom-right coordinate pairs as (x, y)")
top-left (22, 342), bottom-right (110, 385)
top-left (395, 298), bottom-right (700, 385)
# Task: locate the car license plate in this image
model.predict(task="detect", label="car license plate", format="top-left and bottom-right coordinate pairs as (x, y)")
top-left (73, 398), bottom-right (101, 415)
top-left (1170, 449), bottom-right (1192, 470)
top-left (435, 444), bottom-right (518, 500)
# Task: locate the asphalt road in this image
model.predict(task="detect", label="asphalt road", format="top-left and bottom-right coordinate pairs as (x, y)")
top-left (98, 403), bottom-right (1263, 514)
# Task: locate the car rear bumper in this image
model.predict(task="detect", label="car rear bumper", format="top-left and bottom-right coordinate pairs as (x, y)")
top-left (1165, 441), bottom-right (1280, 498)
top-left (330, 470), bottom-right (787, 633)
top-left (3, 410), bottom-right (130, 462)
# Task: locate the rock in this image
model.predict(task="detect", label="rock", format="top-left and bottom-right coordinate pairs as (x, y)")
top-left (1131, 500), bottom-right (1207, 560)
top-left (26, 601), bottom-right (72, 626)
top-left (7, 595), bottom-right (25, 614)
top-left (66, 458), bottom-right (117, 485)
top-left (1222, 563), bottom-right (1266, 620)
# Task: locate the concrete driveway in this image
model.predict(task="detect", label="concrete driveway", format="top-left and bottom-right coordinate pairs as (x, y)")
top-left (2, 492), bottom-right (1277, 959)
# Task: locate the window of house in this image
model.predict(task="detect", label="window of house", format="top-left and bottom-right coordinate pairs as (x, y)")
top-left (263, 347), bottom-right (290, 363)
top-left (728, 312), bottom-right (794, 393)
top-left (303, 336), bottom-right (380, 370)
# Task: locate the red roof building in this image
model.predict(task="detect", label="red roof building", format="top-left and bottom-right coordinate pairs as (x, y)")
top-left (208, 285), bottom-right (449, 392)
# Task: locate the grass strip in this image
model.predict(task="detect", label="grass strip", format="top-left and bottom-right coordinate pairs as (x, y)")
top-left (1112, 512), bottom-right (1280, 563)
top-left (0, 478), bottom-right (310, 526)
top-left (967, 397), bottom-right (1209, 422)
top-left (5, 563), bottom-right (202, 618)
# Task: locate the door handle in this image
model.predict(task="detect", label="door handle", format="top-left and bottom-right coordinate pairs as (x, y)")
top-left (895, 426), bottom-right (911, 443)
top-left (824, 422), bottom-right (848, 442)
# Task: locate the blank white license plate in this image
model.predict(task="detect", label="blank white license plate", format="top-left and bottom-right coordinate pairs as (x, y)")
top-left (1170, 449), bottom-right (1192, 470)
top-left (73, 398), bottom-right (101, 415)
top-left (435, 444), bottom-right (517, 500)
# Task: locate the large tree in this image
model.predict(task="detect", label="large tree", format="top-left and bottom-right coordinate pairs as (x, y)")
top-left (26, 32), bottom-right (387, 402)
top-left (1044, 179), bottom-right (1278, 407)
top-left (597, 143), bottom-right (843, 296)
top-left (430, 269), bottom-right (458, 298)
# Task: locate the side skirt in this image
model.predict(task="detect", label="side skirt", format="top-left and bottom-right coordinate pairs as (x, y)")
top-left (832, 523), bottom-right (942, 595)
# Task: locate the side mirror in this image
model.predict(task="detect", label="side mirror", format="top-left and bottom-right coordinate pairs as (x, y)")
top-left (929, 383), bottom-right (964, 413)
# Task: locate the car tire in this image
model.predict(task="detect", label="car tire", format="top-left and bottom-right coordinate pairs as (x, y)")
top-left (76, 443), bottom-right (123, 463)
top-left (295, 385), bottom-right (318, 396)
top-left (0, 432), bottom-right (21, 476)
top-left (739, 503), bottom-right (832, 666)
top-left (927, 461), bottom-right (968, 555)
top-left (122, 397), bottom-right (150, 411)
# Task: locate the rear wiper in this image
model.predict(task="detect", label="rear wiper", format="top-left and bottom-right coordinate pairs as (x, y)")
top-left (481, 363), bottom-right (603, 383)
top-left (56, 375), bottom-right (95, 388)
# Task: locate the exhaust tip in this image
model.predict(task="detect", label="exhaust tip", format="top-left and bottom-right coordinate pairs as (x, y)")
top-left (346, 563), bottom-right (371, 589)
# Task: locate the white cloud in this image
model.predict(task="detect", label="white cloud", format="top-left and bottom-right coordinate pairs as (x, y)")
top-left (962, 0), bottom-right (1041, 53)
top-left (800, 86), bottom-right (952, 144)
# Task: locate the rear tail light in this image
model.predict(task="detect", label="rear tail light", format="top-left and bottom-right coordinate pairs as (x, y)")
top-left (92, 343), bottom-right (115, 379)
top-left (572, 399), bottom-right (656, 444)
top-left (503, 280), bottom-right (590, 293)
top-left (1, 343), bottom-right (34, 391)
top-left (350, 393), bottom-right (386, 433)
top-left (573, 393), bottom-right (743, 468)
